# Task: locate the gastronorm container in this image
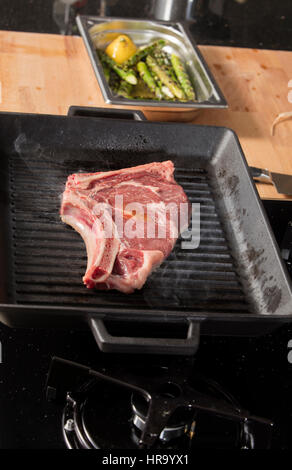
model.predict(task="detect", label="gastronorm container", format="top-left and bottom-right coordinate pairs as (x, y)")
top-left (76, 16), bottom-right (227, 121)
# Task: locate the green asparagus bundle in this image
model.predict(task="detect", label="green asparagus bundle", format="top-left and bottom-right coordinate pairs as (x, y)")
top-left (123, 39), bottom-right (166, 68)
top-left (96, 36), bottom-right (197, 102)
top-left (146, 55), bottom-right (186, 101)
top-left (171, 54), bottom-right (196, 101)
top-left (99, 51), bottom-right (137, 85)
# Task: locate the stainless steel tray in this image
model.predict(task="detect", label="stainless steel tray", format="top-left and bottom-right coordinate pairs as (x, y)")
top-left (76, 15), bottom-right (227, 110)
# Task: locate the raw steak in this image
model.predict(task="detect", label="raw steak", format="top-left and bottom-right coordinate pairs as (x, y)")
top-left (60, 161), bottom-right (189, 293)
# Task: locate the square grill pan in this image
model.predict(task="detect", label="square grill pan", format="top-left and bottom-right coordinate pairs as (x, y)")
top-left (0, 107), bottom-right (291, 355)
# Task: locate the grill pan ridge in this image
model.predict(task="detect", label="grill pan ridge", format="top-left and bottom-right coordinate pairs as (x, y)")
top-left (0, 108), bottom-right (291, 355)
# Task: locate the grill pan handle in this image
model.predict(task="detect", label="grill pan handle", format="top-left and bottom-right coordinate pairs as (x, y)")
top-left (67, 106), bottom-right (146, 121)
top-left (89, 318), bottom-right (200, 355)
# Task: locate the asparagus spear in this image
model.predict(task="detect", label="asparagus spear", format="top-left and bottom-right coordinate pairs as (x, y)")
top-left (146, 55), bottom-right (185, 100)
top-left (137, 61), bottom-right (163, 100)
top-left (99, 51), bottom-right (137, 85)
top-left (171, 53), bottom-right (196, 101)
top-left (123, 39), bottom-right (166, 68)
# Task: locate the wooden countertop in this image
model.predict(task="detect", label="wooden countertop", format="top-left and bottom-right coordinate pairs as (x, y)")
top-left (0, 30), bottom-right (291, 200)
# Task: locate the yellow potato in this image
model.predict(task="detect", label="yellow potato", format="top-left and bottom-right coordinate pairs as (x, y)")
top-left (105, 35), bottom-right (137, 65)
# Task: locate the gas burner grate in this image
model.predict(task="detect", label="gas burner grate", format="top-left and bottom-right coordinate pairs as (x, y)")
top-left (46, 356), bottom-right (273, 450)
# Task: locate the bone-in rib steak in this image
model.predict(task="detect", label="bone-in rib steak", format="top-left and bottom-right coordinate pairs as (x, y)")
top-left (60, 161), bottom-right (189, 293)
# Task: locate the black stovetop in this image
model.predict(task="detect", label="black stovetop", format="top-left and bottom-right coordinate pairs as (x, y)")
top-left (0, 200), bottom-right (291, 449)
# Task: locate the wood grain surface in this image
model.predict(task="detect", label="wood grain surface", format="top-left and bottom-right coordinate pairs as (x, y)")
top-left (0, 30), bottom-right (291, 200)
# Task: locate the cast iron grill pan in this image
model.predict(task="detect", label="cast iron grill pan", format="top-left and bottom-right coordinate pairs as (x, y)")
top-left (0, 108), bottom-right (291, 355)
